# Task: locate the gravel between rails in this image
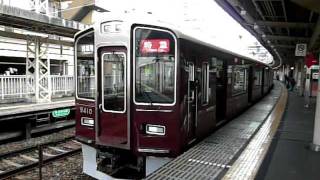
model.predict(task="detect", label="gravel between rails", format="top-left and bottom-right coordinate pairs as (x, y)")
top-left (11, 152), bottom-right (96, 180)
top-left (0, 128), bottom-right (75, 155)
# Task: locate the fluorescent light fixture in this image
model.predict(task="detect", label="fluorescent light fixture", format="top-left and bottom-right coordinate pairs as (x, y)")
top-left (240, 10), bottom-right (246, 16)
top-left (290, 67), bottom-right (294, 70)
top-left (146, 124), bottom-right (165, 136)
top-left (101, 21), bottom-right (123, 33)
top-left (81, 117), bottom-right (94, 127)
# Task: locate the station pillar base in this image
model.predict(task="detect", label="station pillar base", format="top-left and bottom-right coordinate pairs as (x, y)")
top-left (310, 143), bottom-right (320, 152)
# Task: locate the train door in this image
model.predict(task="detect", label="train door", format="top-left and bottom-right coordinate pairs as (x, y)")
top-left (96, 47), bottom-right (129, 149)
top-left (187, 62), bottom-right (196, 142)
top-left (216, 59), bottom-right (226, 122)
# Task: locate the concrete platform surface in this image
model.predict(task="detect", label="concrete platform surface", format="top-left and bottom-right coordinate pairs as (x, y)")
top-left (147, 82), bottom-right (284, 180)
top-left (256, 91), bottom-right (320, 180)
top-left (0, 97), bottom-right (74, 118)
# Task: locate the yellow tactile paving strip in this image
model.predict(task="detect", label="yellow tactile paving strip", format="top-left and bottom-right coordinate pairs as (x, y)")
top-left (222, 83), bottom-right (288, 180)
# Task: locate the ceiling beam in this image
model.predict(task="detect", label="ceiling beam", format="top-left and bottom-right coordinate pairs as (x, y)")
top-left (274, 44), bottom-right (296, 49)
top-left (308, 17), bottom-right (320, 51)
top-left (256, 21), bottom-right (315, 29)
top-left (264, 35), bottom-right (309, 42)
top-left (254, 0), bottom-right (282, 1)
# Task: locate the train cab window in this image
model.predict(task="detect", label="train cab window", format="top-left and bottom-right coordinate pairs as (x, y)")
top-left (76, 31), bottom-right (95, 100)
top-left (134, 27), bottom-right (176, 105)
top-left (102, 52), bottom-right (126, 112)
top-left (232, 66), bottom-right (247, 95)
top-left (202, 62), bottom-right (209, 104)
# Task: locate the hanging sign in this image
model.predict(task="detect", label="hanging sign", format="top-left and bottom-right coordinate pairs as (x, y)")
top-left (295, 43), bottom-right (307, 57)
top-left (140, 39), bottom-right (170, 53)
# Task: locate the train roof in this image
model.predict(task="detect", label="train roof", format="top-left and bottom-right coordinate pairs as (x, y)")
top-left (91, 12), bottom-right (271, 67)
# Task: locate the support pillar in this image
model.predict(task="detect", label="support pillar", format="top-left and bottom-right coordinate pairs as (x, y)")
top-left (299, 59), bottom-right (305, 96)
top-left (304, 67), bottom-right (311, 107)
top-left (281, 65), bottom-right (285, 82)
top-left (26, 36), bottom-right (51, 103)
top-left (30, 0), bottom-right (49, 15)
top-left (311, 54), bottom-right (320, 151)
top-left (25, 120), bottom-right (31, 139)
top-left (294, 62), bottom-right (299, 82)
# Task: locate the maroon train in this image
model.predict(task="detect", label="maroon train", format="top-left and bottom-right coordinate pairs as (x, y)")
top-left (74, 16), bottom-right (273, 179)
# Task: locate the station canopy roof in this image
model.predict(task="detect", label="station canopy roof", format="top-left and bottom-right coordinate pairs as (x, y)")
top-left (216, 0), bottom-right (320, 67)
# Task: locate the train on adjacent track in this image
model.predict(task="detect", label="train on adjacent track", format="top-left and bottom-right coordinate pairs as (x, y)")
top-left (74, 14), bottom-right (273, 179)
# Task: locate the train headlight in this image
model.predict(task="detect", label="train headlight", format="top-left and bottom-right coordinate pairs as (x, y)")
top-left (101, 21), bottom-right (123, 33)
top-left (81, 117), bottom-right (94, 127)
top-left (146, 124), bottom-right (165, 136)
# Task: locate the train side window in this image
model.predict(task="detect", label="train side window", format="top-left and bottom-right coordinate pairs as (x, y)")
top-left (232, 67), bottom-right (247, 95)
top-left (202, 62), bottom-right (209, 104)
top-left (76, 31), bottom-right (95, 100)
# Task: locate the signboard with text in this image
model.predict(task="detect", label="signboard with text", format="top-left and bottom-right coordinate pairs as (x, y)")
top-left (140, 39), bottom-right (170, 53)
top-left (52, 108), bottom-right (71, 118)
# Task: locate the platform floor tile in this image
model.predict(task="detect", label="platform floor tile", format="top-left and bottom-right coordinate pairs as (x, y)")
top-left (147, 83), bottom-right (283, 180)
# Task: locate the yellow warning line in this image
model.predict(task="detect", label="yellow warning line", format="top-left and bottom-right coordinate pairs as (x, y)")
top-left (223, 83), bottom-right (288, 180)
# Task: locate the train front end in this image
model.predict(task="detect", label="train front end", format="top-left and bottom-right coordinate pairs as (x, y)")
top-left (75, 19), bottom-right (181, 179)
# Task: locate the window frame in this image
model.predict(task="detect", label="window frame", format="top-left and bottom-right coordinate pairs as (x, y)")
top-left (75, 30), bottom-right (95, 102)
top-left (254, 69), bottom-right (263, 86)
top-left (133, 26), bottom-right (177, 106)
top-left (101, 52), bottom-right (127, 113)
top-left (232, 66), bottom-right (248, 96)
top-left (201, 62), bottom-right (209, 105)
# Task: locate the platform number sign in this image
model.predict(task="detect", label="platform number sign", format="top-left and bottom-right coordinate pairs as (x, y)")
top-left (295, 43), bottom-right (307, 57)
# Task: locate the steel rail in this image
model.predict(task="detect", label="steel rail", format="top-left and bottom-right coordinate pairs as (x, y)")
top-left (0, 136), bottom-right (80, 179)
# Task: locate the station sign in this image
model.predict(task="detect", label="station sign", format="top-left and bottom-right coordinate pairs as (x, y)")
top-left (140, 39), bottom-right (170, 53)
top-left (52, 108), bottom-right (71, 118)
top-left (295, 43), bottom-right (307, 57)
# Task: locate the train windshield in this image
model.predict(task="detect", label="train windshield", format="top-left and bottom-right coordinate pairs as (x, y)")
top-left (134, 28), bottom-right (176, 104)
top-left (76, 31), bottom-right (95, 100)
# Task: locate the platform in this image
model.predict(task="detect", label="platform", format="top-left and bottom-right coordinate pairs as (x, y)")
top-left (147, 81), bottom-right (286, 179)
top-left (0, 97), bottom-right (75, 121)
top-left (256, 91), bottom-right (320, 179)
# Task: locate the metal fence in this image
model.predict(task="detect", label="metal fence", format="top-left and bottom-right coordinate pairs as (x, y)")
top-left (0, 75), bottom-right (74, 101)
top-left (51, 75), bottom-right (74, 96)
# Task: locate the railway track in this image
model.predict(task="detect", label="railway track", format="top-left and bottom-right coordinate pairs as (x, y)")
top-left (0, 137), bottom-right (81, 179)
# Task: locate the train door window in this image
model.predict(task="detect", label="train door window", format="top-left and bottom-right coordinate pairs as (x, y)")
top-left (202, 62), bottom-right (209, 104)
top-left (76, 31), bottom-right (95, 100)
top-left (102, 52), bottom-right (126, 112)
top-left (255, 69), bottom-right (262, 86)
top-left (232, 66), bottom-right (247, 95)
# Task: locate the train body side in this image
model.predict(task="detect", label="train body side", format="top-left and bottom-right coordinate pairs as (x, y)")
top-left (74, 20), bottom-right (274, 178)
